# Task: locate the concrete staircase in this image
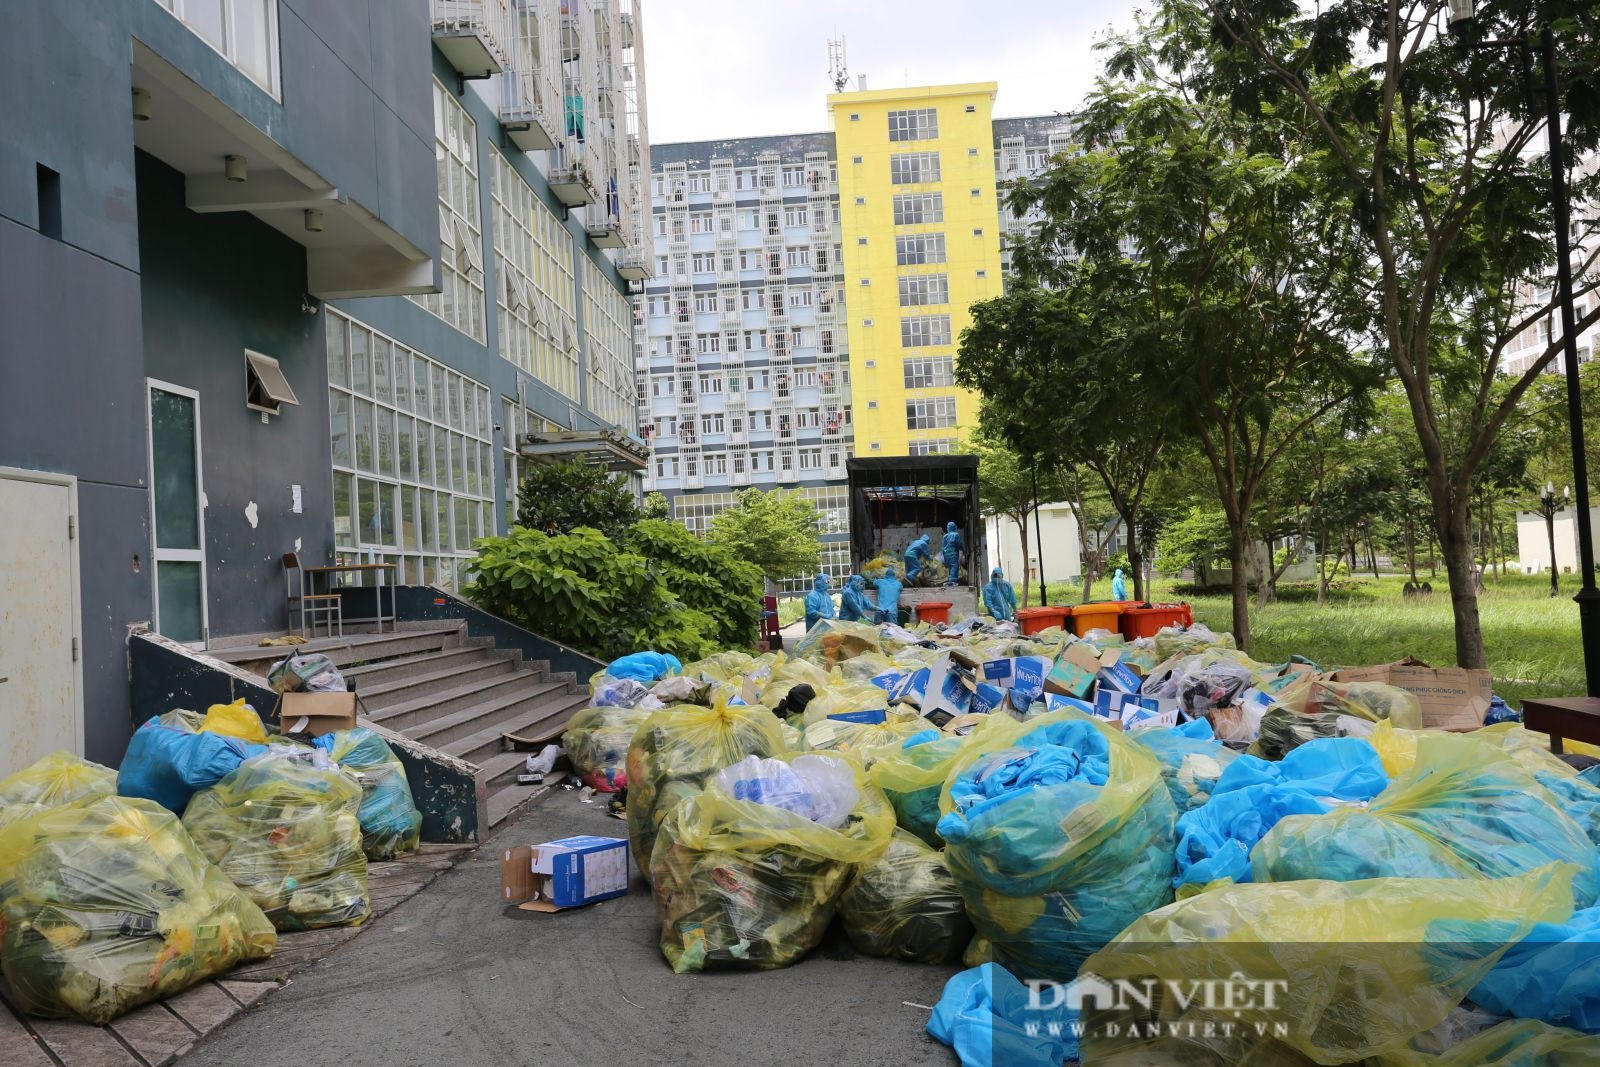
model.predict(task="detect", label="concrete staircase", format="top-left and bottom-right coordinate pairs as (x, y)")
top-left (212, 624), bottom-right (588, 828)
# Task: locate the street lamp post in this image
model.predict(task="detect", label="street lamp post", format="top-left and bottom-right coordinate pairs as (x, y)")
top-left (1451, 4), bottom-right (1600, 696)
top-left (1540, 480), bottom-right (1571, 597)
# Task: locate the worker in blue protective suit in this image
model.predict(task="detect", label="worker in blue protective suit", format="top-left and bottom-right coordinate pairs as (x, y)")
top-left (904, 535), bottom-right (933, 584)
top-left (1111, 568), bottom-right (1128, 600)
top-left (874, 564), bottom-right (904, 624)
top-left (941, 521), bottom-right (964, 586)
top-left (982, 567), bottom-right (1018, 622)
top-left (839, 574), bottom-right (871, 623)
top-left (804, 573), bottom-right (836, 631)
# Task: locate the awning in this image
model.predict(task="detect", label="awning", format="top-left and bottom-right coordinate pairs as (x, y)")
top-left (516, 429), bottom-right (649, 471)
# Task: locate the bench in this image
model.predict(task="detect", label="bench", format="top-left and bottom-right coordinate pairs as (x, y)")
top-left (1520, 697), bottom-right (1600, 754)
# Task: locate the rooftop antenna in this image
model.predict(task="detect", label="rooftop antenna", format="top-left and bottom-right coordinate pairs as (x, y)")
top-left (827, 37), bottom-right (849, 92)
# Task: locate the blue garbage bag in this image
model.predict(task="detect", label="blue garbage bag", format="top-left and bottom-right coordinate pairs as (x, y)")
top-left (1172, 737), bottom-right (1387, 890)
top-left (1129, 718), bottom-right (1239, 813)
top-left (313, 728), bottom-right (422, 860)
top-left (1538, 771), bottom-right (1600, 846)
top-left (927, 963), bottom-right (1080, 1067)
top-left (1468, 906), bottom-right (1600, 1032)
top-left (1253, 735), bottom-right (1600, 907)
top-left (869, 732), bottom-right (966, 847)
top-left (117, 716), bottom-right (263, 813)
top-left (936, 713), bottom-right (1176, 980)
top-left (605, 651), bottom-right (682, 683)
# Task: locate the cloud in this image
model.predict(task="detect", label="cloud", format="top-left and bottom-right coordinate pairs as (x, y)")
top-left (639, 0), bottom-right (1144, 144)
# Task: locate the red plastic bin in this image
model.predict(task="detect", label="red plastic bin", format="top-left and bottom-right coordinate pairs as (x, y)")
top-left (1119, 602), bottom-right (1194, 641)
top-left (915, 601), bottom-right (953, 626)
top-left (1015, 606), bottom-right (1069, 636)
top-left (1068, 602), bottom-right (1126, 637)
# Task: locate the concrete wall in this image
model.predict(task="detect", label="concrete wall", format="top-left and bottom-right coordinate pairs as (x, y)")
top-left (1516, 506), bottom-right (1600, 574)
top-left (986, 504), bottom-right (1083, 591)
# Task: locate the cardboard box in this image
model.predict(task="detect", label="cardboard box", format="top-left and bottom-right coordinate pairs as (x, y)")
top-left (1328, 657), bottom-right (1493, 731)
top-left (1044, 643), bottom-right (1102, 699)
top-left (1042, 693), bottom-right (1097, 716)
top-left (827, 708), bottom-right (888, 725)
top-left (919, 649), bottom-right (984, 727)
top-left (501, 836), bottom-right (629, 913)
top-left (889, 667), bottom-right (931, 708)
top-left (1121, 698), bottom-right (1178, 730)
top-left (981, 656), bottom-right (1051, 703)
top-left (1097, 660), bottom-right (1143, 695)
top-left (970, 682), bottom-right (1007, 716)
top-left (278, 691), bottom-right (358, 737)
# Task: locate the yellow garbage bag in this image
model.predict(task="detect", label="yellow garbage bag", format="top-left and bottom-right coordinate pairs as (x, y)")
top-left (756, 654), bottom-right (831, 708)
top-left (649, 752), bottom-right (893, 973)
top-left (182, 750), bottom-right (370, 930)
top-left (1272, 676), bottom-right (1425, 731)
top-left (1377, 1019), bottom-right (1600, 1066)
top-left (0, 751), bottom-right (115, 829)
top-left (679, 650), bottom-right (756, 685)
top-left (792, 618), bottom-right (883, 666)
top-left (801, 714), bottom-right (927, 765)
top-left (0, 795), bottom-right (275, 1024)
top-left (200, 698), bottom-right (268, 745)
top-left (801, 678), bottom-right (892, 725)
top-left (871, 730), bottom-right (973, 846)
top-left (833, 651), bottom-right (895, 683)
top-left (563, 703), bottom-right (653, 792)
top-left (315, 729), bottom-right (422, 861)
top-left (837, 829), bottom-right (972, 963)
top-left (1078, 864), bottom-right (1578, 1065)
top-left (861, 553), bottom-right (899, 581)
top-left (1370, 719), bottom-right (1579, 780)
top-left (625, 700), bottom-right (788, 881)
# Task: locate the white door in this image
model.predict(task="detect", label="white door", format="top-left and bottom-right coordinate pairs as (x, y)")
top-left (0, 468), bottom-right (83, 776)
top-left (147, 380), bottom-right (209, 646)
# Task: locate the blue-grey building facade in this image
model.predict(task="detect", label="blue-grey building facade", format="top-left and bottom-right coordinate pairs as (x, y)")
top-left (0, 0), bottom-right (651, 767)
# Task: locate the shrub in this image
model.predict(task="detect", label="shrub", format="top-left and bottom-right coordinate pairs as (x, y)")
top-left (514, 461), bottom-right (639, 541)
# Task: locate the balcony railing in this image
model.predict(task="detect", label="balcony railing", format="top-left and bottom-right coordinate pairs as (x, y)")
top-left (430, 0), bottom-right (515, 75)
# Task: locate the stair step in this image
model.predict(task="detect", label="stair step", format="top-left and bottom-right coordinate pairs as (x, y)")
top-left (486, 781), bottom-right (554, 828)
top-left (357, 655), bottom-right (519, 708)
top-left (394, 677), bottom-right (571, 747)
top-left (342, 644), bottom-right (506, 685)
top-left (323, 628), bottom-right (463, 669)
top-left (364, 671), bottom-right (554, 733)
top-left (445, 691), bottom-right (591, 767)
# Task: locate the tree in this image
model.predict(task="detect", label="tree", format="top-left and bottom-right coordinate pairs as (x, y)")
top-left (515, 460), bottom-right (639, 541)
top-left (641, 491), bottom-right (672, 521)
top-left (706, 488), bottom-right (823, 582)
top-left (965, 424), bottom-right (1040, 608)
top-left (1205, 0), bottom-right (1600, 666)
top-left (959, 286), bottom-right (1169, 600)
top-left (999, 7), bottom-right (1381, 650)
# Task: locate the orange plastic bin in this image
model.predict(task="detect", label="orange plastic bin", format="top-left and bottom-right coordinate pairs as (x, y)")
top-left (915, 601), bottom-right (953, 626)
top-left (1069, 602), bottom-right (1125, 637)
top-left (1015, 606), bottom-right (1068, 636)
top-left (1120, 602), bottom-right (1194, 640)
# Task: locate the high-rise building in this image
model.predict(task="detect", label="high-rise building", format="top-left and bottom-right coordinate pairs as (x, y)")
top-left (829, 83), bottom-right (1007, 457)
top-left (636, 136), bottom-right (854, 591)
top-left (993, 114), bottom-right (1079, 280)
top-left (0, 0), bottom-right (652, 765)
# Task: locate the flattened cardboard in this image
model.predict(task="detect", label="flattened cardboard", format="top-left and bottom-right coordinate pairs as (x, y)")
top-left (1329, 658), bottom-right (1493, 731)
top-left (1044, 642), bottom-right (1101, 699)
top-left (278, 691), bottom-right (357, 737)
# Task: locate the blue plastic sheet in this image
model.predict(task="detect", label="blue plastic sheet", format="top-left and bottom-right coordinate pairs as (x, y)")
top-left (604, 651), bottom-right (682, 683)
top-left (1469, 907), bottom-right (1600, 1033)
top-left (117, 716), bottom-right (263, 813)
top-left (1253, 735), bottom-right (1600, 907)
top-left (927, 963), bottom-right (1079, 1067)
top-left (1172, 737), bottom-right (1388, 889)
top-left (1130, 718), bottom-right (1239, 814)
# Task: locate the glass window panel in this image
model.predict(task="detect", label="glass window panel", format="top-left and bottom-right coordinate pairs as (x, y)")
top-left (150, 389), bottom-right (200, 551)
top-left (329, 391), bottom-right (351, 467)
top-left (379, 483), bottom-right (398, 547)
top-left (413, 354), bottom-right (430, 415)
top-left (465, 442), bottom-right (480, 496)
top-left (351, 328), bottom-right (370, 395)
top-left (434, 429), bottom-right (450, 489)
top-left (325, 315), bottom-right (348, 387)
top-left (436, 493), bottom-right (452, 551)
top-left (419, 489), bottom-right (435, 551)
top-left (397, 416), bottom-right (414, 482)
top-left (452, 433), bottom-right (467, 493)
top-left (357, 477), bottom-right (379, 546)
top-left (332, 471), bottom-right (353, 544)
top-left (186, 0), bottom-right (225, 48)
top-left (392, 348), bottom-right (411, 412)
top-left (372, 338), bottom-right (392, 403)
top-left (156, 561), bottom-right (203, 643)
top-left (432, 365), bottom-right (447, 422)
top-left (448, 375), bottom-right (463, 430)
top-left (376, 407), bottom-right (396, 478)
top-left (463, 383), bottom-right (478, 437)
top-left (416, 422), bottom-right (433, 485)
top-left (454, 497), bottom-right (472, 552)
top-left (353, 399), bottom-right (374, 472)
top-left (232, 0), bottom-right (274, 87)
top-left (479, 388), bottom-right (491, 437)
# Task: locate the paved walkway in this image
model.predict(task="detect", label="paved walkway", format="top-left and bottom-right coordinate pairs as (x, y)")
top-left (175, 791), bottom-right (961, 1067)
top-left (3, 843), bottom-right (475, 1067)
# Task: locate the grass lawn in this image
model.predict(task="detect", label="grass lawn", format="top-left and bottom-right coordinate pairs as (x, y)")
top-left (1042, 571), bottom-right (1588, 708)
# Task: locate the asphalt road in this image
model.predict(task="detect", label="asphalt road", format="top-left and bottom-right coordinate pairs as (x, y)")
top-left (182, 788), bottom-right (963, 1067)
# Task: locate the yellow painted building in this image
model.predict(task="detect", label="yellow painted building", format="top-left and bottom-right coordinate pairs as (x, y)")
top-left (829, 83), bottom-right (1005, 456)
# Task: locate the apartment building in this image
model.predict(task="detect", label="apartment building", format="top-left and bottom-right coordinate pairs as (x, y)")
top-left (829, 83), bottom-right (1007, 457)
top-left (636, 136), bottom-right (855, 590)
top-left (0, 0), bottom-right (650, 766)
top-left (993, 114), bottom-right (1079, 280)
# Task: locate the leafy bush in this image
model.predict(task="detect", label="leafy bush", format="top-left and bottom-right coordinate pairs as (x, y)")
top-left (466, 522), bottom-right (763, 662)
top-left (515, 461), bottom-right (639, 541)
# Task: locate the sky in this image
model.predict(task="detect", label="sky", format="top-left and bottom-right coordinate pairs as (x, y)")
top-left (639, 0), bottom-right (1147, 145)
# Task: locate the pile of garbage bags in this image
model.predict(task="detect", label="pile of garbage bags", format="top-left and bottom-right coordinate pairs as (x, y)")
top-left (313, 728), bottom-right (422, 861)
top-left (0, 794), bottom-right (276, 1024)
top-left (182, 748), bottom-right (371, 930)
top-left (838, 829), bottom-right (971, 963)
top-left (0, 750), bottom-right (116, 829)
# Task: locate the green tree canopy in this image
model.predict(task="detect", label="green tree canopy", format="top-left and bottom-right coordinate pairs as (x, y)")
top-left (515, 460), bottom-right (640, 541)
top-left (706, 488), bottom-right (823, 582)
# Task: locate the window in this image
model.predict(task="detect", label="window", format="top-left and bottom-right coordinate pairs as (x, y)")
top-left (691, 252), bottom-right (715, 273)
top-left (747, 369), bottom-right (771, 391)
top-left (964, 104), bottom-right (976, 113)
top-left (848, 113), bottom-right (860, 122)
top-left (751, 450), bottom-right (775, 472)
top-left (160, 0), bottom-right (278, 93)
top-left (968, 147), bottom-right (979, 156)
top-left (690, 211), bottom-right (714, 233)
top-left (692, 292), bottom-right (716, 313)
top-left (702, 413), bottom-right (725, 435)
top-left (798, 447), bottom-right (823, 471)
top-left (738, 249), bottom-right (761, 270)
top-left (788, 288), bottom-right (814, 308)
top-left (738, 208), bottom-right (759, 230)
top-left (857, 236), bottom-right (868, 245)
top-left (326, 309), bottom-right (493, 591)
top-left (656, 455), bottom-right (679, 478)
top-left (413, 81), bottom-right (485, 343)
top-left (852, 155), bottom-right (864, 164)
top-left (696, 333), bottom-right (722, 354)
top-left (973, 227), bottom-right (984, 236)
top-left (895, 233), bottom-right (947, 265)
top-left (970, 188), bottom-right (981, 197)
top-left (743, 329), bottom-right (769, 351)
top-left (888, 108), bottom-right (939, 142)
top-left (903, 356), bottom-right (955, 389)
top-left (698, 374), bottom-right (724, 395)
top-left (906, 396), bottom-right (958, 430)
top-left (890, 152), bottom-right (941, 184)
top-left (854, 196), bottom-right (866, 206)
top-left (783, 165), bottom-right (804, 187)
top-left (901, 314), bottom-right (953, 348)
top-left (581, 257), bottom-right (634, 432)
top-left (784, 205), bottom-right (807, 228)
top-left (893, 193), bottom-right (944, 226)
top-left (909, 438), bottom-right (956, 456)
top-left (898, 274), bottom-right (949, 307)
top-left (704, 453), bottom-right (728, 478)
top-left (786, 246), bottom-right (811, 268)
top-left (794, 368), bottom-right (819, 388)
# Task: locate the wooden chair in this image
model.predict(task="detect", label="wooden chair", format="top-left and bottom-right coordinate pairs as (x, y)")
top-left (283, 552), bottom-right (342, 638)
